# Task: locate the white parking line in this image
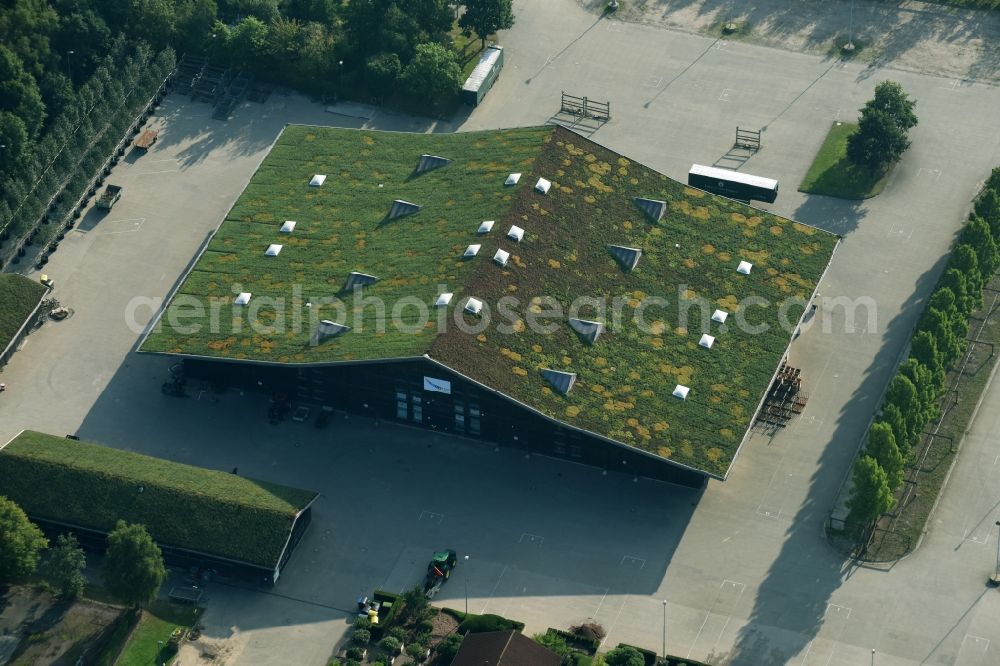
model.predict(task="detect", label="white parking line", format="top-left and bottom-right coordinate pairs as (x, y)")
top-left (957, 634), bottom-right (990, 663)
top-left (687, 580), bottom-right (746, 658)
top-left (135, 169), bottom-right (180, 175)
top-left (620, 555), bottom-right (646, 569)
top-left (519, 533), bottom-right (544, 545)
top-left (719, 88), bottom-right (735, 102)
top-left (418, 510), bottom-right (444, 523)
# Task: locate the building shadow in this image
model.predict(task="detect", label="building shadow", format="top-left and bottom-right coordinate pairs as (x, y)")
top-left (705, 253), bottom-right (947, 665)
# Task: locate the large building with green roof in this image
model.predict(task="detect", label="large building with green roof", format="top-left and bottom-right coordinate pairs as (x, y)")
top-left (141, 124), bottom-right (838, 484)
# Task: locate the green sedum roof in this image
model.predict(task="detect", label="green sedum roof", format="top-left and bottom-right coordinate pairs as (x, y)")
top-left (141, 125), bottom-right (838, 477)
top-left (0, 431), bottom-right (318, 568)
top-left (0, 273), bottom-right (47, 352)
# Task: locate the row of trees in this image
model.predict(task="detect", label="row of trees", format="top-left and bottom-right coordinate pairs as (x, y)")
top-left (0, 496), bottom-right (166, 607)
top-left (0, 43), bottom-right (175, 268)
top-left (848, 167), bottom-right (1000, 527)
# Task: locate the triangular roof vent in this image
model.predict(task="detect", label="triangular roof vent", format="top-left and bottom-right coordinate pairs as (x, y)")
top-left (343, 272), bottom-right (379, 291)
top-left (568, 318), bottom-right (603, 345)
top-left (493, 249), bottom-right (510, 267)
top-left (608, 245), bottom-right (642, 272)
top-left (388, 199), bottom-right (422, 220)
top-left (311, 320), bottom-right (350, 345)
top-left (416, 154), bottom-right (450, 174)
top-left (535, 177), bottom-right (551, 194)
top-left (280, 220), bottom-right (296, 233)
top-left (505, 173), bottom-right (521, 186)
top-left (541, 368), bottom-right (576, 395)
top-left (309, 174), bottom-right (326, 187)
top-left (464, 244), bottom-right (481, 258)
top-left (265, 244), bottom-right (283, 256)
top-left (464, 298), bottom-right (484, 315)
top-left (633, 197), bottom-right (667, 222)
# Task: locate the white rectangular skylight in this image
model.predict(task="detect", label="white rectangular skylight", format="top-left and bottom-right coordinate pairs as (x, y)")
top-left (478, 220), bottom-right (495, 234)
top-left (280, 220), bottom-right (296, 233)
top-left (265, 244), bottom-right (283, 256)
top-left (737, 260), bottom-right (753, 275)
top-left (435, 293), bottom-right (453, 307)
top-left (234, 292), bottom-right (252, 305)
top-left (507, 225), bottom-right (524, 242)
top-left (493, 249), bottom-right (510, 266)
top-left (535, 177), bottom-right (551, 194)
top-left (505, 173), bottom-right (521, 186)
top-left (672, 384), bottom-right (690, 400)
top-left (464, 298), bottom-right (483, 315)
top-left (464, 244), bottom-right (481, 258)
top-left (699, 334), bottom-right (715, 349)
top-left (309, 174), bottom-right (326, 187)
top-left (712, 309), bottom-right (728, 324)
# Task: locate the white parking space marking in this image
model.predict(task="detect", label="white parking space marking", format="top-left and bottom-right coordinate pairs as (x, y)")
top-left (519, 533), bottom-right (544, 545)
top-left (687, 580), bottom-right (746, 658)
top-left (885, 223), bottom-right (914, 241)
top-left (917, 167), bottom-right (943, 181)
top-left (957, 634), bottom-right (990, 665)
top-left (620, 555), bottom-right (646, 569)
top-left (719, 88), bottom-right (735, 102)
top-left (418, 510), bottom-right (443, 523)
top-left (799, 603), bottom-right (852, 665)
top-left (643, 76), bottom-right (663, 89)
top-left (100, 217), bottom-right (145, 234)
top-left (135, 169), bottom-right (179, 175)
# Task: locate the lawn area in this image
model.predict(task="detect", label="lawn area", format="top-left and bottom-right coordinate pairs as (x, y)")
top-left (798, 122), bottom-right (892, 199)
top-left (0, 273), bottom-right (47, 352)
top-left (112, 602), bottom-right (201, 666)
top-left (0, 431), bottom-right (318, 567)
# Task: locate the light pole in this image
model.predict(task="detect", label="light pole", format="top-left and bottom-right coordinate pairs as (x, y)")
top-left (845, 0), bottom-right (856, 52)
top-left (66, 50), bottom-right (75, 84)
top-left (993, 521), bottom-right (1000, 584)
top-left (871, 648), bottom-right (875, 665)
top-left (661, 600), bottom-right (667, 660)
top-left (464, 554), bottom-right (470, 615)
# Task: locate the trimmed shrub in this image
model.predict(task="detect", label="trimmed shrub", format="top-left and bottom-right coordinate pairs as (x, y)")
top-left (345, 647), bottom-right (364, 660)
top-left (458, 613), bottom-right (522, 635)
top-left (406, 642), bottom-right (428, 660)
top-left (351, 628), bottom-right (370, 645)
top-left (434, 633), bottom-right (463, 664)
top-left (378, 636), bottom-right (401, 654)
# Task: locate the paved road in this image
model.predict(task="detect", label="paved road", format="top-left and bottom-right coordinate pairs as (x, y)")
top-left (3, 1), bottom-right (1000, 664)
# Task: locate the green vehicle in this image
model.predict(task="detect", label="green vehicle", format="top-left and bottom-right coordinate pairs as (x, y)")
top-left (462, 45), bottom-right (504, 107)
top-left (96, 184), bottom-right (122, 210)
top-left (424, 549), bottom-right (458, 598)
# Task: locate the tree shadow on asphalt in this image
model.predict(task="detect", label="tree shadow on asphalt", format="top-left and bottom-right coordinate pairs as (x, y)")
top-left (704, 254), bottom-right (948, 665)
top-left (791, 191), bottom-right (865, 236)
top-left (579, 0), bottom-right (999, 83)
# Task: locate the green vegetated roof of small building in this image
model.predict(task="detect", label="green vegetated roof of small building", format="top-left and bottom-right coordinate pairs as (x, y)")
top-left (0, 431), bottom-right (318, 568)
top-left (0, 273), bottom-right (47, 351)
top-left (140, 124), bottom-right (838, 477)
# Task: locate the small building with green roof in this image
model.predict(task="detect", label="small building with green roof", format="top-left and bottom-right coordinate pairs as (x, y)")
top-left (0, 430), bottom-right (319, 583)
top-left (140, 124), bottom-right (838, 485)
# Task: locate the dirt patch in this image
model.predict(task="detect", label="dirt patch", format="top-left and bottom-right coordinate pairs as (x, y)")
top-left (429, 610), bottom-right (460, 643)
top-left (0, 585), bottom-right (124, 666)
top-left (176, 629), bottom-right (246, 665)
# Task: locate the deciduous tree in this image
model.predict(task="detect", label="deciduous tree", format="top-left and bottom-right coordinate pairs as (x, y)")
top-left (0, 496), bottom-right (48, 585)
top-left (459, 0), bottom-right (515, 49)
top-left (847, 456), bottom-right (895, 527)
top-left (102, 521), bottom-right (166, 608)
top-left (43, 533), bottom-right (87, 600)
top-left (847, 81), bottom-right (917, 175)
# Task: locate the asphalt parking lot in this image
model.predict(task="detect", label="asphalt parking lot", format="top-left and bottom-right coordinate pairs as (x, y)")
top-left (3, 0), bottom-right (1000, 663)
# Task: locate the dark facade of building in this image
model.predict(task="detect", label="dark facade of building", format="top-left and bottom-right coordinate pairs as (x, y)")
top-left (183, 357), bottom-right (708, 488)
